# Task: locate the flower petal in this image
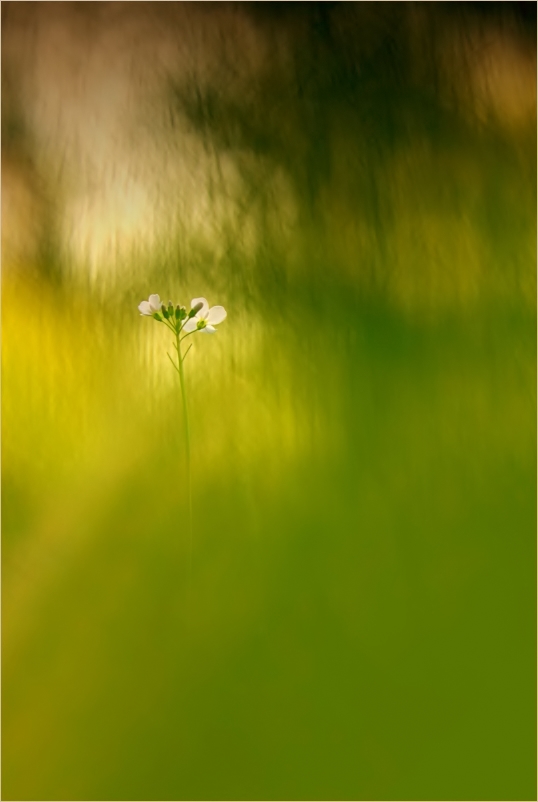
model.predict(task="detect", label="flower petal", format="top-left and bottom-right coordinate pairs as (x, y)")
top-left (200, 324), bottom-right (217, 334)
top-left (206, 305), bottom-right (227, 325)
top-left (190, 297), bottom-right (209, 317)
top-left (148, 294), bottom-right (162, 312)
top-left (138, 301), bottom-right (153, 315)
top-left (182, 318), bottom-right (198, 333)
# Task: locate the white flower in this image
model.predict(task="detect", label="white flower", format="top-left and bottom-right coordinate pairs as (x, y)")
top-left (182, 297), bottom-right (227, 334)
top-left (138, 294), bottom-right (163, 316)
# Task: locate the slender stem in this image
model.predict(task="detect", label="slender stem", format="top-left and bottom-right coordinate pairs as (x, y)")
top-left (167, 352), bottom-right (180, 374)
top-left (175, 330), bottom-right (193, 579)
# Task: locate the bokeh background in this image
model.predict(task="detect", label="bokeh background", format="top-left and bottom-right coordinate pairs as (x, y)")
top-left (2, 3), bottom-right (536, 800)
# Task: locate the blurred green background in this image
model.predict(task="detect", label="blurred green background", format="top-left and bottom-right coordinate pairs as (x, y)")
top-left (2, 3), bottom-right (536, 800)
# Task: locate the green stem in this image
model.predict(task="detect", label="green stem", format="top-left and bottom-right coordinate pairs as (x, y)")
top-left (176, 330), bottom-right (193, 578)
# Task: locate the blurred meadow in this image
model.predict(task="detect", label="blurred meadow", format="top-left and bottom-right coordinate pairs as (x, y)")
top-left (2, 2), bottom-right (536, 800)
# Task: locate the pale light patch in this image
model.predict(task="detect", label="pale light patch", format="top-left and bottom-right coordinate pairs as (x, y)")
top-left (468, 28), bottom-right (536, 130)
top-left (3, 2), bottom-right (291, 280)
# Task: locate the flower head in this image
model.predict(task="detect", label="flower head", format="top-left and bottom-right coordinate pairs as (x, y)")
top-left (138, 294), bottom-right (163, 316)
top-left (182, 297), bottom-right (227, 334)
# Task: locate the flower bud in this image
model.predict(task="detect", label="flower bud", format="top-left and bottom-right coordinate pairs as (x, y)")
top-left (188, 301), bottom-right (204, 318)
top-left (175, 305), bottom-right (187, 320)
top-left (162, 306), bottom-right (169, 319)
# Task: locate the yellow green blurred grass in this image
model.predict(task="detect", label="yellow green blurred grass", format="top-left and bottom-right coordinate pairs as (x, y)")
top-left (2, 4), bottom-right (536, 798)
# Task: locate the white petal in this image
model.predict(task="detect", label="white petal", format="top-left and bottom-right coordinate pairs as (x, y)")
top-left (190, 297), bottom-right (209, 317)
top-left (182, 318), bottom-right (198, 333)
top-left (148, 294), bottom-right (162, 312)
top-left (200, 324), bottom-right (217, 334)
top-left (138, 301), bottom-right (153, 315)
top-left (206, 305), bottom-right (227, 325)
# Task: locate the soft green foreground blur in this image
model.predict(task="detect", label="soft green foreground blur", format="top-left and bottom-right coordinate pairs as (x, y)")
top-left (2, 4), bottom-right (536, 801)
